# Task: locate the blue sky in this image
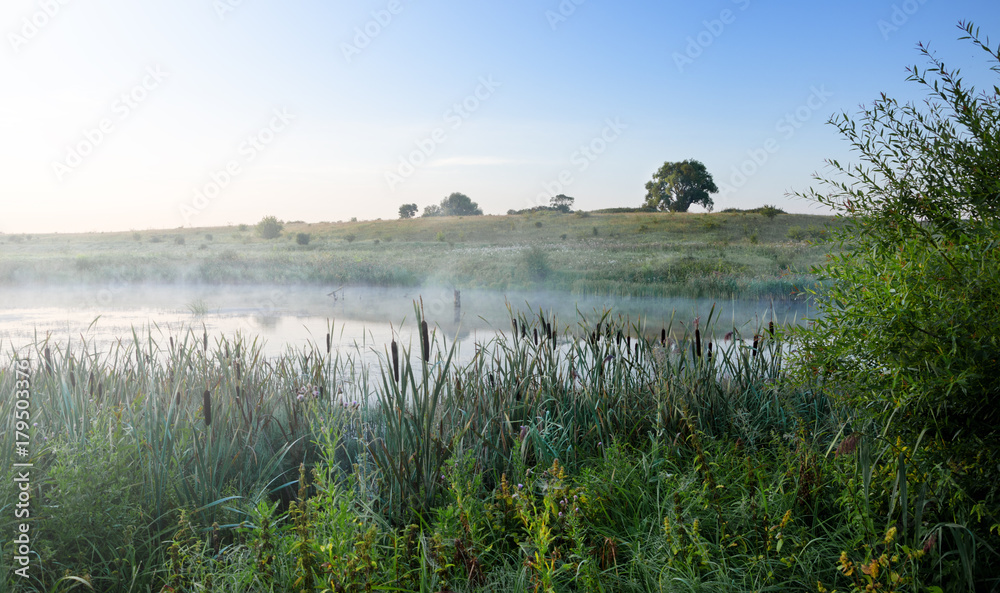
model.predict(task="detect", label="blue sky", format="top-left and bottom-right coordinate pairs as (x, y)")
top-left (1, 0), bottom-right (997, 233)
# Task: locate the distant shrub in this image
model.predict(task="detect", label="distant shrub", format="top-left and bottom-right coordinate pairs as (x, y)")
top-left (534, 221), bottom-right (543, 228)
top-left (560, 233), bottom-right (568, 240)
top-left (522, 246), bottom-right (552, 280)
top-left (296, 233), bottom-right (311, 246)
top-left (237, 224), bottom-right (249, 232)
top-left (174, 236), bottom-right (185, 245)
top-left (373, 239), bottom-right (380, 245)
top-left (149, 236), bottom-right (163, 243)
top-left (205, 234), bottom-right (213, 241)
top-left (256, 216), bottom-right (284, 239)
top-left (345, 234), bottom-right (357, 243)
top-left (436, 231), bottom-right (446, 242)
top-left (787, 226), bottom-right (807, 241)
top-left (759, 204), bottom-right (783, 219)
top-left (575, 211), bottom-right (591, 218)
top-left (133, 232), bottom-right (142, 242)
top-left (592, 226), bottom-right (598, 236)
top-left (350, 217), bottom-right (358, 222)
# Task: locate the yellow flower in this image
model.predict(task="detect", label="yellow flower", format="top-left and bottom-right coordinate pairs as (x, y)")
top-left (884, 526), bottom-right (897, 545)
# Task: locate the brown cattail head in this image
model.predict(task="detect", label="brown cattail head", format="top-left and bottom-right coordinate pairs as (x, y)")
top-left (176, 390), bottom-right (181, 407)
top-left (511, 318), bottom-right (518, 338)
top-left (170, 336), bottom-right (174, 350)
top-left (326, 332), bottom-right (331, 355)
top-left (707, 342), bottom-right (713, 360)
top-left (695, 328), bottom-right (702, 358)
top-left (235, 361), bottom-right (241, 382)
top-left (752, 334), bottom-right (760, 357)
top-left (835, 433), bottom-right (861, 457)
top-left (391, 340), bottom-right (399, 383)
top-left (203, 389), bottom-right (212, 427)
top-left (661, 328), bottom-right (666, 346)
top-left (44, 346), bottom-right (52, 374)
top-left (768, 320), bottom-right (775, 338)
top-left (533, 327), bottom-right (538, 346)
top-left (420, 321), bottom-right (430, 362)
top-left (203, 330), bottom-right (208, 352)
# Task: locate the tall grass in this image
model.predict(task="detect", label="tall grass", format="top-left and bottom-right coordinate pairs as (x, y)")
top-left (0, 307), bottom-right (995, 591)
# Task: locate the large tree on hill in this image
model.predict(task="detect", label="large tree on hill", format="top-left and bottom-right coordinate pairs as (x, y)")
top-left (423, 192), bottom-right (483, 217)
top-left (398, 203), bottom-right (418, 219)
top-left (643, 159), bottom-right (718, 212)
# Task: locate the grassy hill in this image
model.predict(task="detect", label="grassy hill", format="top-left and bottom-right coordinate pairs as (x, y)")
top-left (0, 210), bottom-right (843, 299)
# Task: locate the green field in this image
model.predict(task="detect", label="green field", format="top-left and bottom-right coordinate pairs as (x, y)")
top-left (0, 211), bottom-right (843, 298)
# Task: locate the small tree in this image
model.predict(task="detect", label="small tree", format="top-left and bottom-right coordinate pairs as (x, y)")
top-left (550, 194), bottom-right (574, 213)
top-left (440, 192), bottom-right (483, 216)
top-left (398, 203), bottom-right (418, 219)
top-left (255, 216), bottom-right (284, 239)
top-left (795, 23), bottom-right (1000, 504)
top-left (643, 159), bottom-right (718, 212)
top-left (422, 204), bottom-right (442, 217)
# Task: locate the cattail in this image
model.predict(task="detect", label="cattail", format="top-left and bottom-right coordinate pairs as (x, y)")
top-left (170, 336), bottom-right (174, 350)
top-left (768, 320), bottom-right (775, 338)
top-left (203, 389), bottom-right (213, 426)
top-left (203, 330), bottom-right (208, 352)
top-left (533, 327), bottom-right (538, 346)
top-left (44, 346), bottom-right (51, 374)
top-left (616, 330), bottom-right (622, 346)
top-left (512, 319), bottom-right (518, 339)
top-left (175, 390), bottom-right (181, 407)
top-left (88, 371), bottom-right (95, 395)
top-left (707, 342), bottom-right (713, 360)
top-left (235, 361), bottom-right (241, 382)
top-left (626, 334), bottom-right (631, 351)
top-left (420, 321), bottom-right (430, 362)
top-left (521, 322), bottom-right (527, 339)
top-left (752, 334), bottom-right (760, 358)
top-left (391, 340), bottom-right (399, 383)
top-left (695, 328), bottom-right (702, 358)
top-left (326, 332), bottom-right (331, 355)
top-left (635, 342), bottom-right (639, 359)
top-left (661, 328), bottom-right (666, 346)
top-left (70, 372), bottom-right (76, 388)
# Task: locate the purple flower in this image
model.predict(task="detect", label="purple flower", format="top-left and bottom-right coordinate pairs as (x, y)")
top-left (517, 483), bottom-right (523, 489)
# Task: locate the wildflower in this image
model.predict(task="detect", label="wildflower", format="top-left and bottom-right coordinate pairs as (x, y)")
top-left (884, 526), bottom-right (897, 545)
top-left (558, 512), bottom-right (563, 517)
top-left (517, 483), bottom-right (523, 489)
top-left (297, 394), bottom-right (305, 401)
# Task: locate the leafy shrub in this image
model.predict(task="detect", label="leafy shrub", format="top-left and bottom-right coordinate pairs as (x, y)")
top-left (345, 234), bottom-right (356, 243)
top-left (174, 236), bottom-right (185, 245)
top-left (256, 216), bottom-right (284, 239)
top-left (149, 235), bottom-right (162, 243)
top-left (133, 232), bottom-right (142, 241)
top-left (795, 23), bottom-right (1000, 506)
top-left (787, 226), bottom-right (807, 241)
top-left (296, 233), bottom-right (311, 246)
top-left (521, 246), bottom-right (552, 280)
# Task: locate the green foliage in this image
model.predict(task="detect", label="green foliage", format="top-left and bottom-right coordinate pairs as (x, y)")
top-left (795, 23), bottom-right (1000, 506)
top-left (644, 159), bottom-right (719, 212)
top-left (424, 192), bottom-right (484, 217)
top-left (398, 203), bottom-right (418, 219)
top-left (296, 232), bottom-right (311, 245)
top-left (521, 246), bottom-right (551, 281)
top-left (550, 194), bottom-right (574, 212)
top-left (256, 215), bottom-right (284, 239)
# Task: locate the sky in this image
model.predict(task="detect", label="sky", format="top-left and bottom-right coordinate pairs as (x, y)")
top-left (1, 0), bottom-right (998, 234)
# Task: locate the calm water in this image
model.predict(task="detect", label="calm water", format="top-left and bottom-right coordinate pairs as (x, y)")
top-left (0, 284), bottom-right (814, 362)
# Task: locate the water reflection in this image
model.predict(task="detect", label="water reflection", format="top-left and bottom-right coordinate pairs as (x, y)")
top-left (0, 284), bottom-right (814, 360)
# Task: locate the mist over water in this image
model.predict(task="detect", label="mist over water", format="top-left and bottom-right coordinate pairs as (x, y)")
top-left (0, 284), bottom-right (814, 361)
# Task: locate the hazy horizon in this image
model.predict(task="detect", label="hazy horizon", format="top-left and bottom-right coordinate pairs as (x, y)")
top-left (3, 0), bottom-right (997, 234)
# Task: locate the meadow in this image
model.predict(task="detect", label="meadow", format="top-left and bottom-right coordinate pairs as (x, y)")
top-left (0, 210), bottom-right (841, 299)
top-left (1, 210), bottom-right (995, 592)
